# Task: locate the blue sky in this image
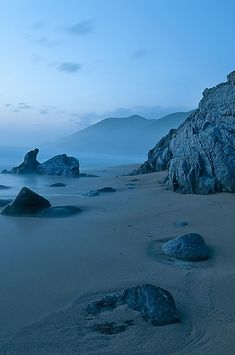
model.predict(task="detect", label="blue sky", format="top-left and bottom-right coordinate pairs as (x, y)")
top-left (0, 0), bottom-right (235, 145)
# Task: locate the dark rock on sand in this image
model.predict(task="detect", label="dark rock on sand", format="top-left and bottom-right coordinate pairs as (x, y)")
top-left (133, 71), bottom-right (235, 194)
top-left (98, 187), bottom-right (116, 193)
top-left (83, 187), bottom-right (116, 197)
top-left (122, 284), bottom-right (178, 325)
top-left (1, 187), bottom-right (51, 216)
top-left (49, 183), bottom-right (66, 187)
top-left (1, 187), bottom-right (81, 218)
top-left (162, 233), bottom-right (208, 261)
top-left (87, 284), bottom-right (178, 326)
top-left (79, 173), bottom-right (99, 178)
top-left (0, 199), bottom-right (13, 207)
top-left (83, 190), bottom-right (100, 197)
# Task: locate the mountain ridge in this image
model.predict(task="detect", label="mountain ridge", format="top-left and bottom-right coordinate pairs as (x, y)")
top-left (56, 111), bottom-right (192, 157)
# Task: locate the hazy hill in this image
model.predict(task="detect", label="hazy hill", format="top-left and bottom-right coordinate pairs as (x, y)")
top-left (57, 112), bottom-right (192, 157)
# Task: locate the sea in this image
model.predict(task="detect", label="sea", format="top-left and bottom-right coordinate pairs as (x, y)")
top-left (0, 146), bottom-right (143, 198)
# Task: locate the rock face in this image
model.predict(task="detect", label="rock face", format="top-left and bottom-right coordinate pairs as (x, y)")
top-left (39, 154), bottom-right (80, 177)
top-left (86, 284), bottom-right (178, 326)
top-left (131, 129), bottom-right (176, 175)
top-left (162, 233), bottom-right (208, 261)
top-left (134, 71), bottom-right (235, 194)
top-left (1, 187), bottom-right (51, 216)
top-left (2, 149), bottom-right (80, 177)
top-left (6, 149), bottom-right (40, 174)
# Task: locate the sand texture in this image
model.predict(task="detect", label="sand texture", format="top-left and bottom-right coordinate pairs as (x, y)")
top-left (0, 166), bottom-right (234, 354)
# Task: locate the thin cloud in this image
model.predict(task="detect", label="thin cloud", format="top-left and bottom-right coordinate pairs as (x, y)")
top-left (57, 62), bottom-right (82, 73)
top-left (31, 21), bottom-right (45, 30)
top-left (34, 36), bottom-right (61, 47)
top-left (131, 49), bottom-right (149, 60)
top-left (26, 35), bottom-right (61, 48)
top-left (18, 102), bottom-right (33, 109)
top-left (39, 109), bottom-right (49, 115)
top-left (65, 19), bottom-right (94, 36)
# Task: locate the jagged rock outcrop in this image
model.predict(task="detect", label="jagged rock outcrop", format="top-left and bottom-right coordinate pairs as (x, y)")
top-left (131, 129), bottom-right (176, 175)
top-left (1, 149), bottom-right (80, 177)
top-left (2, 149), bottom-right (40, 174)
top-left (39, 154), bottom-right (80, 177)
top-left (134, 71), bottom-right (235, 194)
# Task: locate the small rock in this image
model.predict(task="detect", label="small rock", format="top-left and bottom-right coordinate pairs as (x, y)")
top-left (49, 183), bottom-right (66, 187)
top-left (83, 190), bottom-right (100, 197)
top-left (174, 220), bottom-right (188, 228)
top-left (86, 284), bottom-right (178, 326)
top-left (79, 173), bottom-right (98, 178)
top-left (1, 187), bottom-right (51, 216)
top-left (122, 284), bottom-right (178, 325)
top-left (162, 233), bottom-right (208, 261)
top-left (98, 187), bottom-right (116, 193)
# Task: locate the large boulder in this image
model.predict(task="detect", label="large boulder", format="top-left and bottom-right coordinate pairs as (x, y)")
top-left (86, 284), bottom-right (178, 326)
top-left (1, 187), bottom-right (51, 216)
top-left (134, 71), bottom-right (235, 194)
top-left (39, 154), bottom-right (80, 177)
top-left (162, 233), bottom-right (208, 261)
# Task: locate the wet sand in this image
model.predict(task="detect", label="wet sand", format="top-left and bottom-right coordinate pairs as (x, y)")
top-left (0, 166), bottom-right (234, 354)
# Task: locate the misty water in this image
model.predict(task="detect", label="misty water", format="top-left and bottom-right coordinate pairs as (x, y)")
top-left (0, 147), bottom-right (142, 198)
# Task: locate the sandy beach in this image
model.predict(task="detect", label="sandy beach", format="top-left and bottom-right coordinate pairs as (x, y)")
top-left (0, 165), bottom-right (235, 354)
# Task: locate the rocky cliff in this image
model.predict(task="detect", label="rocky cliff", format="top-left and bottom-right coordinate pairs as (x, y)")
top-left (134, 71), bottom-right (235, 194)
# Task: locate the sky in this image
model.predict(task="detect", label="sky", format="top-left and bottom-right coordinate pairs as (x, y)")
top-left (0, 0), bottom-right (235, 146)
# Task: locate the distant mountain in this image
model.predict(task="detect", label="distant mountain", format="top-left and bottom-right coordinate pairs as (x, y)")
top-left (57, 112), bottom-right (192, 157)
